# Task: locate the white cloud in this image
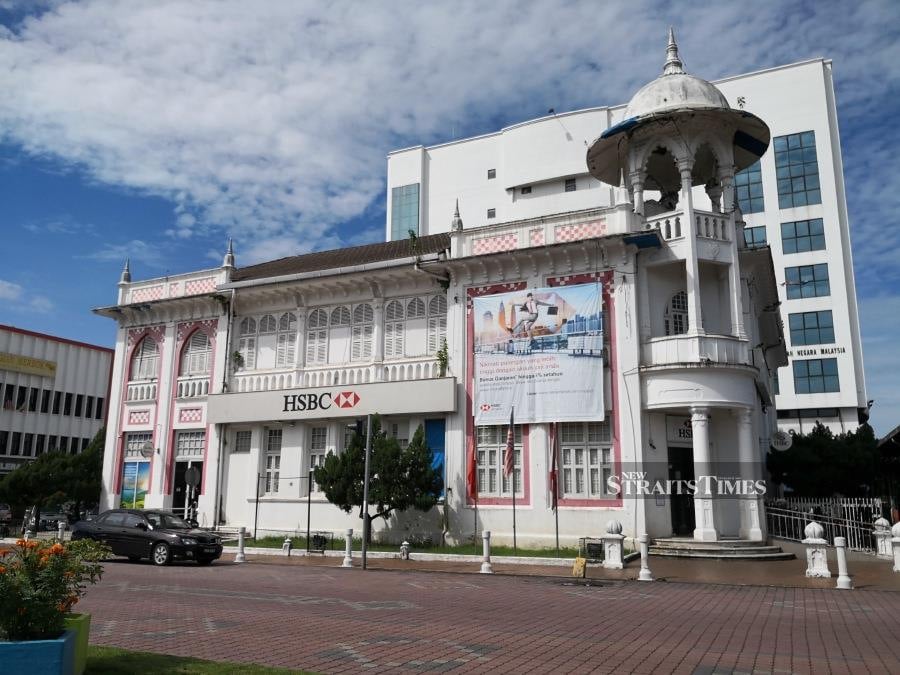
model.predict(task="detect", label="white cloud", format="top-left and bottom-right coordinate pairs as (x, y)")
top-left (81, 239), bottom-right (166, 269)
top-left (0, 279), bottom-right (23, 301)
top-left (0, 278), bottom-right (54, 313)
top-left (858, 294), bottom-right (900, 436)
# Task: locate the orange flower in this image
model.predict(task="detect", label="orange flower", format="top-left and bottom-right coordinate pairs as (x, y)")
top-left (39, 555), bottom-right (49, 567)
top-left (17, 607), bottom-right (26, 615)
top-left (0, 565), bottom-right (6, 574)
top-left (24, 540), bottom-right (39, 549)
top-left (16, 539), bottom-right (26, 546)
top-left (49, 543), bottom-right (65, 555)
top-left (63, 571), bottom-right (75, 579)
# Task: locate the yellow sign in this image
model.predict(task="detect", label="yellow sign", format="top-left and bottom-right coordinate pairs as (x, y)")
top-left (572, 556), bottom-right (587, 578)
top-left (0, 352), bottom-right (57, 378)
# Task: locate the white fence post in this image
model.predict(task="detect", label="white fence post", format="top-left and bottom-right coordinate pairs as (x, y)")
top-left (602, 520), bottom-right (625, 570)
top-left (342, 528), bottom-right (354, 568)
top-left (234, 526), bottom-right (246, 564)
top-left (57, 520), bottom-right (66, 541)
top-left (834, 537), bottom-right (852, 590)
top-left (891, 522), bottom-right (900, 573)
top-left (803, 521), bottom-right (830, 578)
top-left (874, 518), bottom-right (892, 558)
top-left (480, 530), bottom-right (493, 574)
top-left (638, 534), bottom-right (653, 581)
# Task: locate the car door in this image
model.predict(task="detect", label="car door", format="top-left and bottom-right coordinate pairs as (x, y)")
top-left (119, 513), bottom-right (151, 558)
top-left (95, 511), bottom-right (125, 553)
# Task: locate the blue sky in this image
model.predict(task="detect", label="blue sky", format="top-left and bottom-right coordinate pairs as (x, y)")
top-left (0, 0), bottom-right (897, 434)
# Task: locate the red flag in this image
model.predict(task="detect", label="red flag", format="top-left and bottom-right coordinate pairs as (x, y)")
top-left (503, 408), bottom-right (515, 478)
top-left (549, 422), bottom-right (559, 511)
top-left (466, 433), bottom-right (478, 500)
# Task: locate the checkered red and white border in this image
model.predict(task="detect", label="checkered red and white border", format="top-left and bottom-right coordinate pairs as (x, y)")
top-left (554, 219), bottom-right (606, 243)
top-left (176, 319), bottom-right (217, 343)
top-left (472, 232), bottom-right (518, 255)
top-left (128, 410), bottom-right (150, 425)
top-left (529, 228), bottom-right (545, 247)
top-left (179, 407), bottom-right (203, 423)
top-left (184, 277), bottom-right (216, 296)
top-left (127, 325), bottom-right (166, 347)
top-left (130, 285), bottom-right (164, 303)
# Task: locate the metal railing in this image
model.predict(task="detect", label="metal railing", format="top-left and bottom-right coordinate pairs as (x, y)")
top-left (765, 504), bottom-right (878, 552)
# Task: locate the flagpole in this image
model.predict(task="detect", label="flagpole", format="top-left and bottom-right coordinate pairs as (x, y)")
top-left (553, 422), bottom-right (560, 558)
top-left (511, 406), bottom-right (517, 555)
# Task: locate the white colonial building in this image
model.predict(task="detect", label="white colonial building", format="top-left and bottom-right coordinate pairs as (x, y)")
top-left (0, 324), bottom-right (112, 475)
top-left (97, 34), bottom-right (795, 549)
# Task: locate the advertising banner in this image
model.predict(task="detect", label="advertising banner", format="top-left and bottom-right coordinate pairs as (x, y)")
top-left (120, 461), bottom-right (150, 509)
top-left (473, 282), bottom-right (604, 424)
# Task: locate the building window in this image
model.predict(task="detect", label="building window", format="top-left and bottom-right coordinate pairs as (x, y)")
top-left (384, 300), bottom-right (405, 359)
top-left (264, 428), bottom-right (282, 493)
top-left (300, 308), bottom-right (325, 365)
top-left (560, 422), bottom-right (612, 498)
top-left (487, 208), bottom-right (496, 219)
top-left (427, 295), bottom-right (447, 354)
top-left (793, 358), bottom-right (839, 394)
top-left (781, 218), bottom-right (825, 254)
top-left (774, 131), bottom-right (821, 209)
top-left (35, 434), bottom-right (45, 456)
top-left (521, 186), bottom-right (532, 195)
top-left (41, 389), bottom-right (51, 413)
top-left (16, 386), bottom-right (26, 412)
top-left (130, 337), bottom-right (159, 380)
top-left (0, 430), bottom-right (7, 454)
top-left (309, 426), bottom-right (328, 492)
top-left (789, 311), bottom-right (835, 346)
top-left (85, 396), bottom-right (94, 418)
top-left (773, 369), bottom-right (780, 396)
top-left (74, 394), bottom-right (84, 417)
top-left (744, 225), bottom-right (767, 249)
top-left (181, 331), bottom-right (212, 376)
top-left (28, 387), bottom-right (38, 412)
top-left (734, 160), bottom-right (764, 213)
top-left (785, 263), bottom-right (829, 299)
top-left (487, 168), bottom-right (496, 179)
top-left (664, 291), bottom-right (689, 336)
top-left (476, 425), bottom-right (523, 497)
top-left (175, 430), bottom-right (205, 459)
top-left (81, 438), bottom-right (89, 452)
top-left (351, 303), bottom-right (374, 361)
top-left (95, 398), bottom-right (104, 420)
top-left (565, 178), bottom-right (577, 192)
top-left (23, 433), bottom-right (34, 457)
top-left (276, 313), bottom-right (297, 367)
top-left (237, 317), bottom-right (257, 370)
top-left (391, 183), bottom-right (420, 241)
top-left (11, 431), bottom-right (21, 456)
top-left (52, 391), bottom-right (61, 414)
top-left (64, 393), bottom-right (73, 416)
top-left (233, 430), bottom-right (252, 453)
top-left (124, 432), bottom-right (152, 459)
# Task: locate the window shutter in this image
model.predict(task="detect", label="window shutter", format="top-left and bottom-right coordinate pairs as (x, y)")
top-left (351, 326), bottom-right (362, 361)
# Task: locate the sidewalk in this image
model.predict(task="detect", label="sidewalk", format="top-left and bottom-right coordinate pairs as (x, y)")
top-left (223, 546), bottom-right (900, 591)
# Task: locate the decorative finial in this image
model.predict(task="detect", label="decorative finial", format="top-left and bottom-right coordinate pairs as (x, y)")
top-left (663, 27), bottom-right (685, 76)
top-left (451, 199), bottom-right (463, 232)
top-left (222, 238), bottom-right (235, 268)
top-left (119, 258), bottom-right (131, 284)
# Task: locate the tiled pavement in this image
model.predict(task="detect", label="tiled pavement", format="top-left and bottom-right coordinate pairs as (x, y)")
top-left (78, 556), bottom-right (900, 674)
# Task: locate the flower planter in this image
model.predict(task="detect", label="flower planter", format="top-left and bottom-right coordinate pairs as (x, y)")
top-left (0, 629), bottom-right (76, 675)
top-left (63, 613), bottom-right (91, 675)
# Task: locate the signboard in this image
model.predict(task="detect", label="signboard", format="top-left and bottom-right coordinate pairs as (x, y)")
top-left (473, 282), bottom-right (604, 425)
top-left (666, 416), bottom-right (693, 444)
top-left (770, 430), bottom-right (793, 452)
top-left (0, 351), bottom-right (56, 378)
top-left (120, 461), bottom-right (150, 509)
top-left (207, 376), bottom-right (456, 424)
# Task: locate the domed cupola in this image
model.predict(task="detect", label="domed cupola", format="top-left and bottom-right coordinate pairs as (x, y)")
top-left (587, 28), bottom-right (770, 189)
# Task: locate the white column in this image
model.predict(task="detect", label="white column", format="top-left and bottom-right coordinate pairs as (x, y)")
top-left (736, 408), bottom-right (763, 541)
top-left (372, 298), bottom-right (385, 379)
top-left (295, 307), bottom-right (307, 372)
top-left (629, 172), bottom-right (644, 216)
top-left (691, 406), bottom-right (717, 542)
top-left (721, 168), bottom-right (746, 339)
top-left (680, 160), bottom-right (703, 335)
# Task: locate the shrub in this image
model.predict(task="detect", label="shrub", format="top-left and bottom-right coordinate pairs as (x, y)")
top-left (0, 538), bottom-right (109, 641)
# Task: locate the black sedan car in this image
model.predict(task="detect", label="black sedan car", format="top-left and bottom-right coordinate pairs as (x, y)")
top-left (71, 509), bottom-right (222, 566)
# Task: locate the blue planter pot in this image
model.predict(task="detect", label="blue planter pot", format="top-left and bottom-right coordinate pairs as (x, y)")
top-left (0, 629), bottom-right (76, 675)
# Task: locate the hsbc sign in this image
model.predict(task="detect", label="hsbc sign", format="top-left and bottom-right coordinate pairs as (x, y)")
top-left (207, 377), bottom-right (456, 424)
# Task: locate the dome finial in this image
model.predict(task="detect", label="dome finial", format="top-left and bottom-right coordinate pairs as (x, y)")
top-left (119, 258), bottom-right (131, 284)
top-left (222, 237), bottom-right (235, 268)
top-left (451, 199), bottom-right (463, 232)
top-left (663, 27), bottom-right (684, 76)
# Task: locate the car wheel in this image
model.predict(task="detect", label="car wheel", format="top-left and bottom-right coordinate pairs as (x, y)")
top-left (151, 542), bottom-right (170, 566)
top-left (196, 557), bottom-right (214, 566)
top-left (128, 555), bottom-right (142, 563)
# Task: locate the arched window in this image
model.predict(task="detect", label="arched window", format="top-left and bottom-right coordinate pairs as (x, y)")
top-left (351, 303), bottom-right (374, 361)
top-left (259, 314), bottom-right (277, 334)
top-left (427, 295), bottom-right (447, 354)
top-left (276, 312), bottom-right (297, 368)
top-left (181, 331), bottom-right (211, 376)
top-left (237, 317), bottom-right (257, 369)
top-left (384, 300), bottom-right (405, 358)
top-left (330, 306), bottom-right (351, 327)
top-left (665, 291), bottom-right (689, 336)
top-left (306, 308), bottom-right (328, 365)
top-left (407, 297), bottom-right (426, 320)
top-left (130, 337), bottom-right (159, 380)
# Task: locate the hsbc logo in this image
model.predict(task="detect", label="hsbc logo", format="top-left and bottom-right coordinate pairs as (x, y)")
top-left (335, 391), bottom-right (360, 409)
top-left (282, 390), bottom-right (360, 414)
top-left (479, 403), bottom-right (492, 412)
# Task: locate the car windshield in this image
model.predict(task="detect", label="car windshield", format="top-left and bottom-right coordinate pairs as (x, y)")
top-left (145, 512), bottom-right (192, 529)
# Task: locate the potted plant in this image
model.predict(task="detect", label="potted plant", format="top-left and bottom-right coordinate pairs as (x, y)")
top-left (436, 339), bottom-right (449, 377)
top-left (0, 537), bottom-right (109, 675)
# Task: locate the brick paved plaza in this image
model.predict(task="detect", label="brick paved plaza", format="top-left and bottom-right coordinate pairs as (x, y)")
top-left (76, 557), bottom-right (900, 674)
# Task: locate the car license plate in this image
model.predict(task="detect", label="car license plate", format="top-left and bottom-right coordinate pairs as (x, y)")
top-left (203, 546), bottom-right (216, 553)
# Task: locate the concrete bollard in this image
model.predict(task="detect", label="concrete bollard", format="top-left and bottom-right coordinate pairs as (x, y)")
top-left (400, 540), bottom-right (410, 560)
top-left (480, 530), bottom-right (493, 574)
top-left (57, 520), bottom-right (66, 541)
top-left (802, 521), bottom-right (830, 578)
top-left (873, 517), bottom-right (892, 558)
top-left (891, 522), bottom-right (900, 573)
top-left (282, 537), bottom-right (292, 556)
top-left (602, 520), bottom-right (625, 570)
top-left (638, 534), bottom-right (653, 581)
top-left (234, 526), bottom-right (247, 564)
top-left (834, 537), bottom-right (852, 590)
top-left (341, 528), bottom-right (354, 568)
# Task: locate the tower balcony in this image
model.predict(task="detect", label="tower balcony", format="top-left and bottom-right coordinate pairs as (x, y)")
top-left (641, 333), bottom-right (751, 369)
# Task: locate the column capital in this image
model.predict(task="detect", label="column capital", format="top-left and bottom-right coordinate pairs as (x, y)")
top-left (690, 405), bottom-right (710, 419)
top-left (733, 407), bottom-right (753, 426)
top-left (676, 157), bottom-right (694, 176)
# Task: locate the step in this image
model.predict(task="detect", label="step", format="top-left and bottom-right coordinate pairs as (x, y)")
top-left (653, 538), bottom-right (765, 549)
top-left (649, 548), bottom-right (796, 561)
top-left (651, 543), bottom-right (785, 553)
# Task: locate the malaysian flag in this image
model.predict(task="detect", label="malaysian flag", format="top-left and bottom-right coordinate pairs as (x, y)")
top-left (503, 408), bottom-right (515, 478)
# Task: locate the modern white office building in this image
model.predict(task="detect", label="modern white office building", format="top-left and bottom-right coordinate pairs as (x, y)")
top-left (96, 34), bottom-right (798, 551)
top-left (387, 53), bottom-right (867, 437)
top-left (0, 325), bottom-right (113, 475)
